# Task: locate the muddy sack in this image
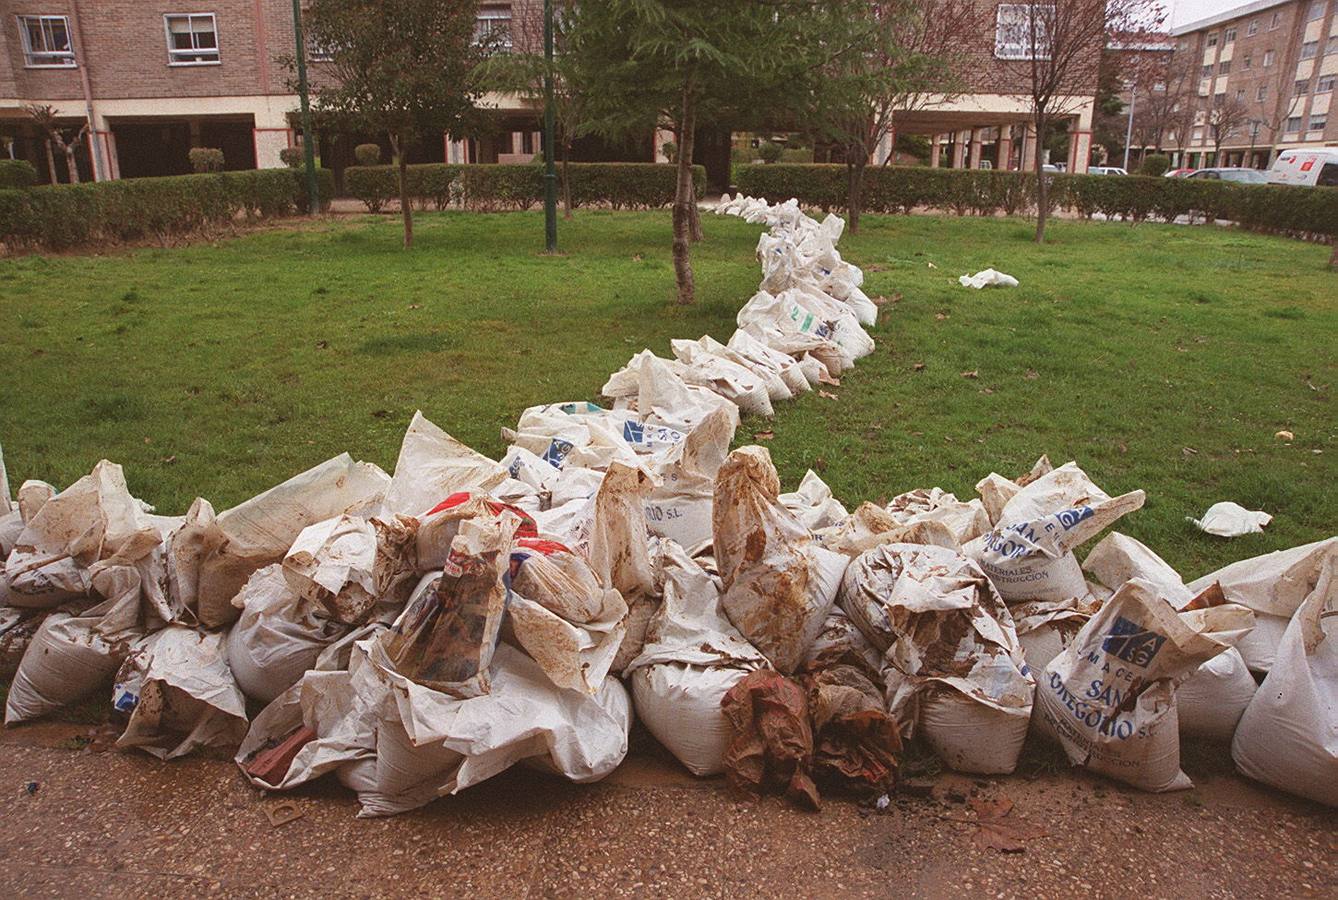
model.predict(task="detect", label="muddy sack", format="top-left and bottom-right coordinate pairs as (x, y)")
top-left (1035, 578), bottom-right (1254, 792)
top-left (113, 626), bottom-right (248, 760)
top-left (377, 513), bottom-right (519, 698)
top-left (840, 543), bottom-right (1034, 775)
top-left (4, 601), bottom-right (136, 724)
top-left (779, 470), bottom-right (849, 532)
top-left (282, 514), bottom-right (418, 626)
top-left (721, 669), bottom-right (820, 809)
top-left (626, 541), bottom-right (766, 776)
top-left (713, 446), bottom-right (847, 673)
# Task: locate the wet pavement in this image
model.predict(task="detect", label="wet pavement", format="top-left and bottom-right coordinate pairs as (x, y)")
top-left (0, 722), bottom-right (1332, 899)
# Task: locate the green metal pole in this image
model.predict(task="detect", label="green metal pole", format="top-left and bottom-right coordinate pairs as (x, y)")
top-left (543, 0), bottom-right (558, 252)
top-left (292, 0), bottom-right (320, 215)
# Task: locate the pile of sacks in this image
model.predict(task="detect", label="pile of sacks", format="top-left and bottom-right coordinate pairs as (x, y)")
top-left (0, 195), bottom-right (1332, 813)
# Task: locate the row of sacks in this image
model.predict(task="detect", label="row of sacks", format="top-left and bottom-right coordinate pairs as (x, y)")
top-left (0, 431), bottom-right (1333, 811)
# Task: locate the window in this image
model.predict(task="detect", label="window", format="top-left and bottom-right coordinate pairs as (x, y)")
top-left (1306, 1), bottom-right (1326, 22)
top-left (1257, 84), bottom-right (1268, 101)
top-left (1219, 61), bottom-right (1231, 74)
top-left (474, 4), bottom-right (512, 52)
top-left (1317, 163), bottom-right (1338, 186)
top-left (17, 15), bottom-right (75, 67)
top-left (1308, 115), bottom-right (1327, 131)
top-left (1285, 115), bottom-right (1302, 132)
top-left (1301, 41), bottom-right (1319, 59)
top-left (164, 13), bottom-right (219, 65)
top-left (1207, 32), bottom-right (1218, 47)
top-left (1236, 88), bottom-right (1246, 101)
top-left (1263, 49), bottom-right (1275, 67)
top-left (1201, 64), bottom-right (1213, 77)
top-left (1224, 27), bottom-right (1237, 43)
top-left (1329, 35), bottom-right (1338, 53)
top-left (1242, 53), bottom-right (1252, 70)
top-left (995, 4), bottom-right (1053, 60)
top-left (1192, 126), bottom-right (1204, 141)
top-left (1247, 19), bottom-right (1259, 36)
top-left (1295, 79), bottom-right (1310, 95)
top-left (1319, 75), bottom-right (1336, 92)
top-left (1270, 12), bottom-right (1282, 29)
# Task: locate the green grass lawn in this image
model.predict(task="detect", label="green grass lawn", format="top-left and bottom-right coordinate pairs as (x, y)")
top-left (1, 210), bottom-right (1333, 579)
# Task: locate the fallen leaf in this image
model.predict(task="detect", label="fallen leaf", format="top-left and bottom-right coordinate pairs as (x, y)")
top-left (632, 253), bottom-right (643, 262)
top-left (912, 362), bottom-right (926, 372)
top-left (1024, 369), bottom-right (1039, 380)
top-left (1275, 430), bottom-right (1294, 441)
top-left (1182, 447), bottom-right (1198, 458)
top-left (969, 792), bottom-right (1046, 853)
top-left (961, 370), bottom-right (979, 379)
top-left (142, 437), bottom-right (152, 445)
top-left (161, 455), bottom-right (177, 465)
top-left (818, 390), bottom-right (839, 401)
top-left (872, 291), bottom-right (902, 306)
top-left (865, 263), bottom-right (889, 273)
top-left (315, 340), bottom-right (329, 350)
top-left (753, 430), bottom-right (774, 441)
top-left (1118, 441), bottom-right (1128, 454)
top-left (927, 261), bottom-right (938, 269)
top-left (408, 304), bottom-right (422, 310)
top-left (371, 409), bottom-right (391, 419)
top-left (980, 387), bottom-right (994, 395)
top-left (935, 312), bottom-right (949, 321)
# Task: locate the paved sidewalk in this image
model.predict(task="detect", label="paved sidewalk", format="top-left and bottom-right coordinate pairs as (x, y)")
top-left (0, 723), bottom-right (1332, 899)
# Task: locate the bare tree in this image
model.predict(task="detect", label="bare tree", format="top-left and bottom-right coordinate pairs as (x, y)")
top-left (1206, 92), bottom-right (1250, 162)
top-left (1134, 50), bottom-right (1197, 154)
top-left (996, 0), bottom-right (1163, 242)
top-left (24, 104), bottom-right (88, 184)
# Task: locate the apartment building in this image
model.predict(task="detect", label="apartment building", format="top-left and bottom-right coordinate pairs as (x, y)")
top-left (912, 2), bottom-right (1102, 174)
top-left (0, 1), bottom-right (544, 183)
top-left (1166, 0), bottom-right (1338, 169)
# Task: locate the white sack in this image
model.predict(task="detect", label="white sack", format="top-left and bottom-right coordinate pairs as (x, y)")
top-left (959, 269), bottom-right (1019, 289)
top-left (670, 338), bottom-right (775, 417)
top-left (1189, 501), bottom-right (1272, 537)
top-left (643, 407), bottom-right (734, 551)
top-left (887, 488), bottom-right (991, 546)
top-left (357, 642), bottom-right (630, 817)
top-left (1035, 578), bottom-right (1254, 791)
top-left (1231, 565), bottom-right (1337, 807)
top-left (726, 329), bottom-right (811, 397)
top-left (602, 351), bottom-right (741, 437)
top-left (713, 446), bottom-right (846, 673)
top-left (384, 411), bottom-right (507, 517)
top-left (227, 564), bottom-right (348, 704)
top-left (1187, 537), bottom-right (1337, 673)
top-left (113, 626), bottom-right (249, 759)
top-left (779, 470), bottom-right (849, 532)
top-left (282, 514), bottom-right (418, 625)
top-left (17, 479), bottom-right (57, 525)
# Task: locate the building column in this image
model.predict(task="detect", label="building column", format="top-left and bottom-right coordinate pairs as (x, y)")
top-left (1020, 124), bottom-right (1037, 171)
top-left (968, 128), bottom-right (984, 169)
top-left (1069, 101), bottom-right (1095, 174)
top-left (930, 135), bottom-right (942, 168)
top-left (950, 131), bottom-right (966, 168)
top-left (997, 126), bottom-right (1013, 171)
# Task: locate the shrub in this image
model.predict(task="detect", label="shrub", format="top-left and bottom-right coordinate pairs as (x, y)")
top-left (779, 147), bottom-right (814, 164)
top-left (733, 163), bottom-right (1338, 240)
top-left (279, 147), bottom-right (304, 169)
top-left (1139, 154), bottom-right (1171, 177)
top-left (343, 162), bottom-right (703, 213)
top-left (0, 159), bottom-right (38, 189)
top-left (0, 167), bottom-right (334, 254)
top-left (661, 141), bottom-right (677, 163)
top-left (189, 148), bottom-right (225, 174)
top-left (758, 141), bottom-right (784, 164)
top-left (354, 143), bottom-right (382, 166)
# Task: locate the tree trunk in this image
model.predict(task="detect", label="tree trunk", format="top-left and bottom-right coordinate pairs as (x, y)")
top-left (43, 139), bottom-right (58, 185)
top-left (561, 141), bottom-right (572, 219)
top-left (64, 145), bottom-right (80, 185)
top-left (672, 85), bottom-right (698, 306)
top-left (391, 133), bottom-right (413, 249)
top-left (845, 153), bottom-right (866, 233)
top-left (1033, 113), bottom-right (1049, 244)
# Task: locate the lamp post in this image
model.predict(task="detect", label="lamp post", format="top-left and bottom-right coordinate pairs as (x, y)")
top-left (291, 0), bottom-right (320, 215)
top-left (1247, 119), bottom-right (1261, 168)
top-left (1122, 79), bottom-right (1137, 171)
top-left (542, 0), bottom-right (558, 253)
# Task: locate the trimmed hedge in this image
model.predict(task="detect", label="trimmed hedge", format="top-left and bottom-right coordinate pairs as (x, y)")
top-left (734, 163), bottom-right (1338, 239)
top-left (343, 162), bottom-right (706, 213)
top-left (0, 168), bottom-right (335, 253)
top-left (0, 159), bottom-right (39, 189)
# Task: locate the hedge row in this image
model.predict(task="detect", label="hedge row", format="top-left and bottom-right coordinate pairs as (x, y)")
top-left (344, 162), bottom-right (707, 213)
top-left (733, 164), bottom-right (1338, 239)
top-left (0, 168), bottom-right (335, 253)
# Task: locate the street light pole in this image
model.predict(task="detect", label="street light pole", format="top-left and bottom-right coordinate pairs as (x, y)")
top-left (291, 0), bottom-right (320, 215)
top-left (1122, 81), bottom-right (1136, 171)
top-left (542, 0), bottom-right (558, 253)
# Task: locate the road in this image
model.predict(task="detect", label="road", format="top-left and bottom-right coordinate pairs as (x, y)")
top-left (0, 722), bottom-right (1332, 898)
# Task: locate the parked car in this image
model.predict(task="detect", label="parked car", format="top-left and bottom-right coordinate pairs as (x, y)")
top-left (1041, 163), bottom-right (1061, 173)
top-left (1187, 167), bottom-right (1268, 184)
top-left (1088, 166), bottom-right (1129, 176)
top-left (1266, 148), bottom-right (1338, 187)
top-left (1163, 168), bottom-right (1196, 178)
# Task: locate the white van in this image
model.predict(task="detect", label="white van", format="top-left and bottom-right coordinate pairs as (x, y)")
top-left (1266, 148), bottom-right (1338, 187)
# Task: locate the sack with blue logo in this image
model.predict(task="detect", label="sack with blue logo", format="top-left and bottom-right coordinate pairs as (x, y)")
top-left (1035, 577), bottom-right (1254, 791)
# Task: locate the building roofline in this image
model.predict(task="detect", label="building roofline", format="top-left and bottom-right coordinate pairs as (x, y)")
top-left (1171, 0), bottom-right (1292, 36)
